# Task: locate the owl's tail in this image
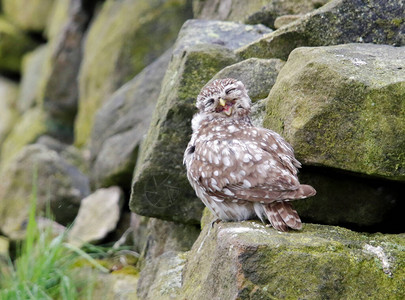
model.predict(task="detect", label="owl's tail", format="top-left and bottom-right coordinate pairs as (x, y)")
top-left (263, 201), bottom-right (302, 232)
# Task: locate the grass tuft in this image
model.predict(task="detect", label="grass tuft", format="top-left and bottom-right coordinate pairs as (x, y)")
top-left (0, 168), bottom-right (107, 300)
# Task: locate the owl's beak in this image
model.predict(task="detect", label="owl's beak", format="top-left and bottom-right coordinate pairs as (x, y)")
top-left (219, 98), bottom-right (226, 107)
top-left (219, 98), bottom-right (232, 116)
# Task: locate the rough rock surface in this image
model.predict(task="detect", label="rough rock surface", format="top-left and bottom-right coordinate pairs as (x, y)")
top-left (0, 107), bottom-right (46, 168)
top-left (238, 0), bottom-right (405, 60)
top-left (42, 0), bottom-right (90, 143)
top-left (17, 46), bottom-right (47, 113)
top-left (179, 222), bottom-right (405, 299)
top-left (75, 0), bottom-right (192, 147)
top-left (0, 144), bottom-right (90, 239)
top-left (0, 77), bottom-right (18, 146)
top-left (90, 48), bottom-right (172, 189)
top-left (264, 43), bottom-right (405, 180)
top-left (68, 187), bottom-right (124, 247)
top-left (130, 20), bottom-right (272, 224)
top-left (137, 218), bottom-right (200, 300)
top-left (210, 58), bottom-right (285, 102)
top-left (2, 0), bottom-right (55, 32)
top-left (193, 0), bottom-right (329, 28)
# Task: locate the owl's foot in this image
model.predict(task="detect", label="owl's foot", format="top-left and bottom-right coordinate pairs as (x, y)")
top-left (211, 218), bottom-right (221, 228)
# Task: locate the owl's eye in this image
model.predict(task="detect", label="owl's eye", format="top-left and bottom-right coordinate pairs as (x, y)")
top-left (225, 88), bottom-right (236, 95)
top-left (205, 98), bottom-right (215, 106)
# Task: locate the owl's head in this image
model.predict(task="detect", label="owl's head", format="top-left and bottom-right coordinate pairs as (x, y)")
top-left (196, 78), bottom-right (251, 118)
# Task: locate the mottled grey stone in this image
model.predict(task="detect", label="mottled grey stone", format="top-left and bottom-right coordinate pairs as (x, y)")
top-left (238, 0), bottom-right (405, 60)
top-left (90, 49), bottom-right (172, 189)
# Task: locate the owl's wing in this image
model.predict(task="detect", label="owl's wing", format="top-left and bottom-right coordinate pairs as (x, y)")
top-left (189, 128), bottom-right (307, 203)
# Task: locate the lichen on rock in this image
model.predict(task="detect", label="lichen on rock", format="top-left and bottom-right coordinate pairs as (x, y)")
top-left (179, 222), bottom-right (405, 299)
top-left (264, 43), bottom-right (405, 181)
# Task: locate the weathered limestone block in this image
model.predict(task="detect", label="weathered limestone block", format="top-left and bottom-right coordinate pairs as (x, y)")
top-left (0, 107), bottom-right (47, 168)
top-left (0, 77), bottom-right (18, 146)
top-left (0, 144), bottom-right (90, 240)
top-left (90, 49), bottom-right (172, 189)
top-left (210, 58), bottom-right (285, 102)
top-left (238, 0), bottom-right (405, 60)
top-left (17, 46), bottom-right (47, 113)
top-left (68, 187), bottom-right (124, 247)
top-left (180, 222), bottom-right (405, 299)
top-left (2, 0), bottom-right (55, 32)
top-left (193, 0), bottom-right (329, 28)
top-left (36, 0), bottom-right (91, 143)
top-left (0, 17), bottom-right (37, 73)
top-left (75, 0), bottom-right (192, 147)
top-left (265, 44), bottom-right (405, 180)
top-left (130, 20), bottom-right (272, 224)
top-left (137, 218), bottom-right (200, 300)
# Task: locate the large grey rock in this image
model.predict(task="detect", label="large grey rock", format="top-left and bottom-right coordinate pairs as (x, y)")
top-left (0, 107), bottom-right (47, 168)
top-left (90, 48), bottom-right (172, 189)
top-left (238, 0), bottom-right (405, 60)
top-left (41, 0), bottom-right (90, 143)
top-left (210, 58), bottom-right (285, 102)
top-left (2, 0), bottom-right (56, 32)
top-left (68, 187), bottom-right (124, 247)
top-left (130, 20), bottom-right (272, 224)
top-left (17, 46), bottom-right (47, 113)
top-left (75, 0), bottom-right (193, 147)
top-left (0, 77), bottom-right (18, 146)
top-left (137, 218), bottom-right (200, 300)
top-left (265, 44), bottom-right (405, 180)
top-left (0, 144), bottom-right (90, 240)
top-left (263, 43), bottom-right (404, 231)
top-left (179, 222), bottom-right (405, 299)
top-left (193, 0), bottom-right (329, 28)
top-left (262, 44), bottom-right (404, 230)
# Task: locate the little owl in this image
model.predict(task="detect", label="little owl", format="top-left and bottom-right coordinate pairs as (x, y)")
top-left (184, 78), bottom-right (316, 231)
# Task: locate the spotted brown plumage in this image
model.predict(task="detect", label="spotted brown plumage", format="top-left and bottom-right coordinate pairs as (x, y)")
top-left (184, 78), bottom-right (316, 231)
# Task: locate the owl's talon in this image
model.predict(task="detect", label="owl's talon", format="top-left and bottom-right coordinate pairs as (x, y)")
top-left (211, 218), bottom-right (221, 228)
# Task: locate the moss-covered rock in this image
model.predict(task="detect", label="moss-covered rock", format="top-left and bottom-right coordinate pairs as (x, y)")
top-left (0, 17), bottom-right (37, 73)
top-left (0, 77), bottom-right (18, 146)
top-left (264, 43), bottom-right (405, 181)
top-left (45, 0), bottom-right (70, 40)
top-left (2, 0), bottom-right (55, 32)
top-left (0, 107), bottom-right (47, 168)
top-left (193, 0), bottom-right (329, 29)
top-left (75, 0), bottom-right (192, 147)
top-left (90, 48), bottom-right (172, 190)
top-left (180, 222), bottom-right (405, 299)
top-left (237, 0), bottom-right (405, 60)
top-left (130, 20), bottom-right (271, 224)
top-left (0, 144), bottom-right (90, 240)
